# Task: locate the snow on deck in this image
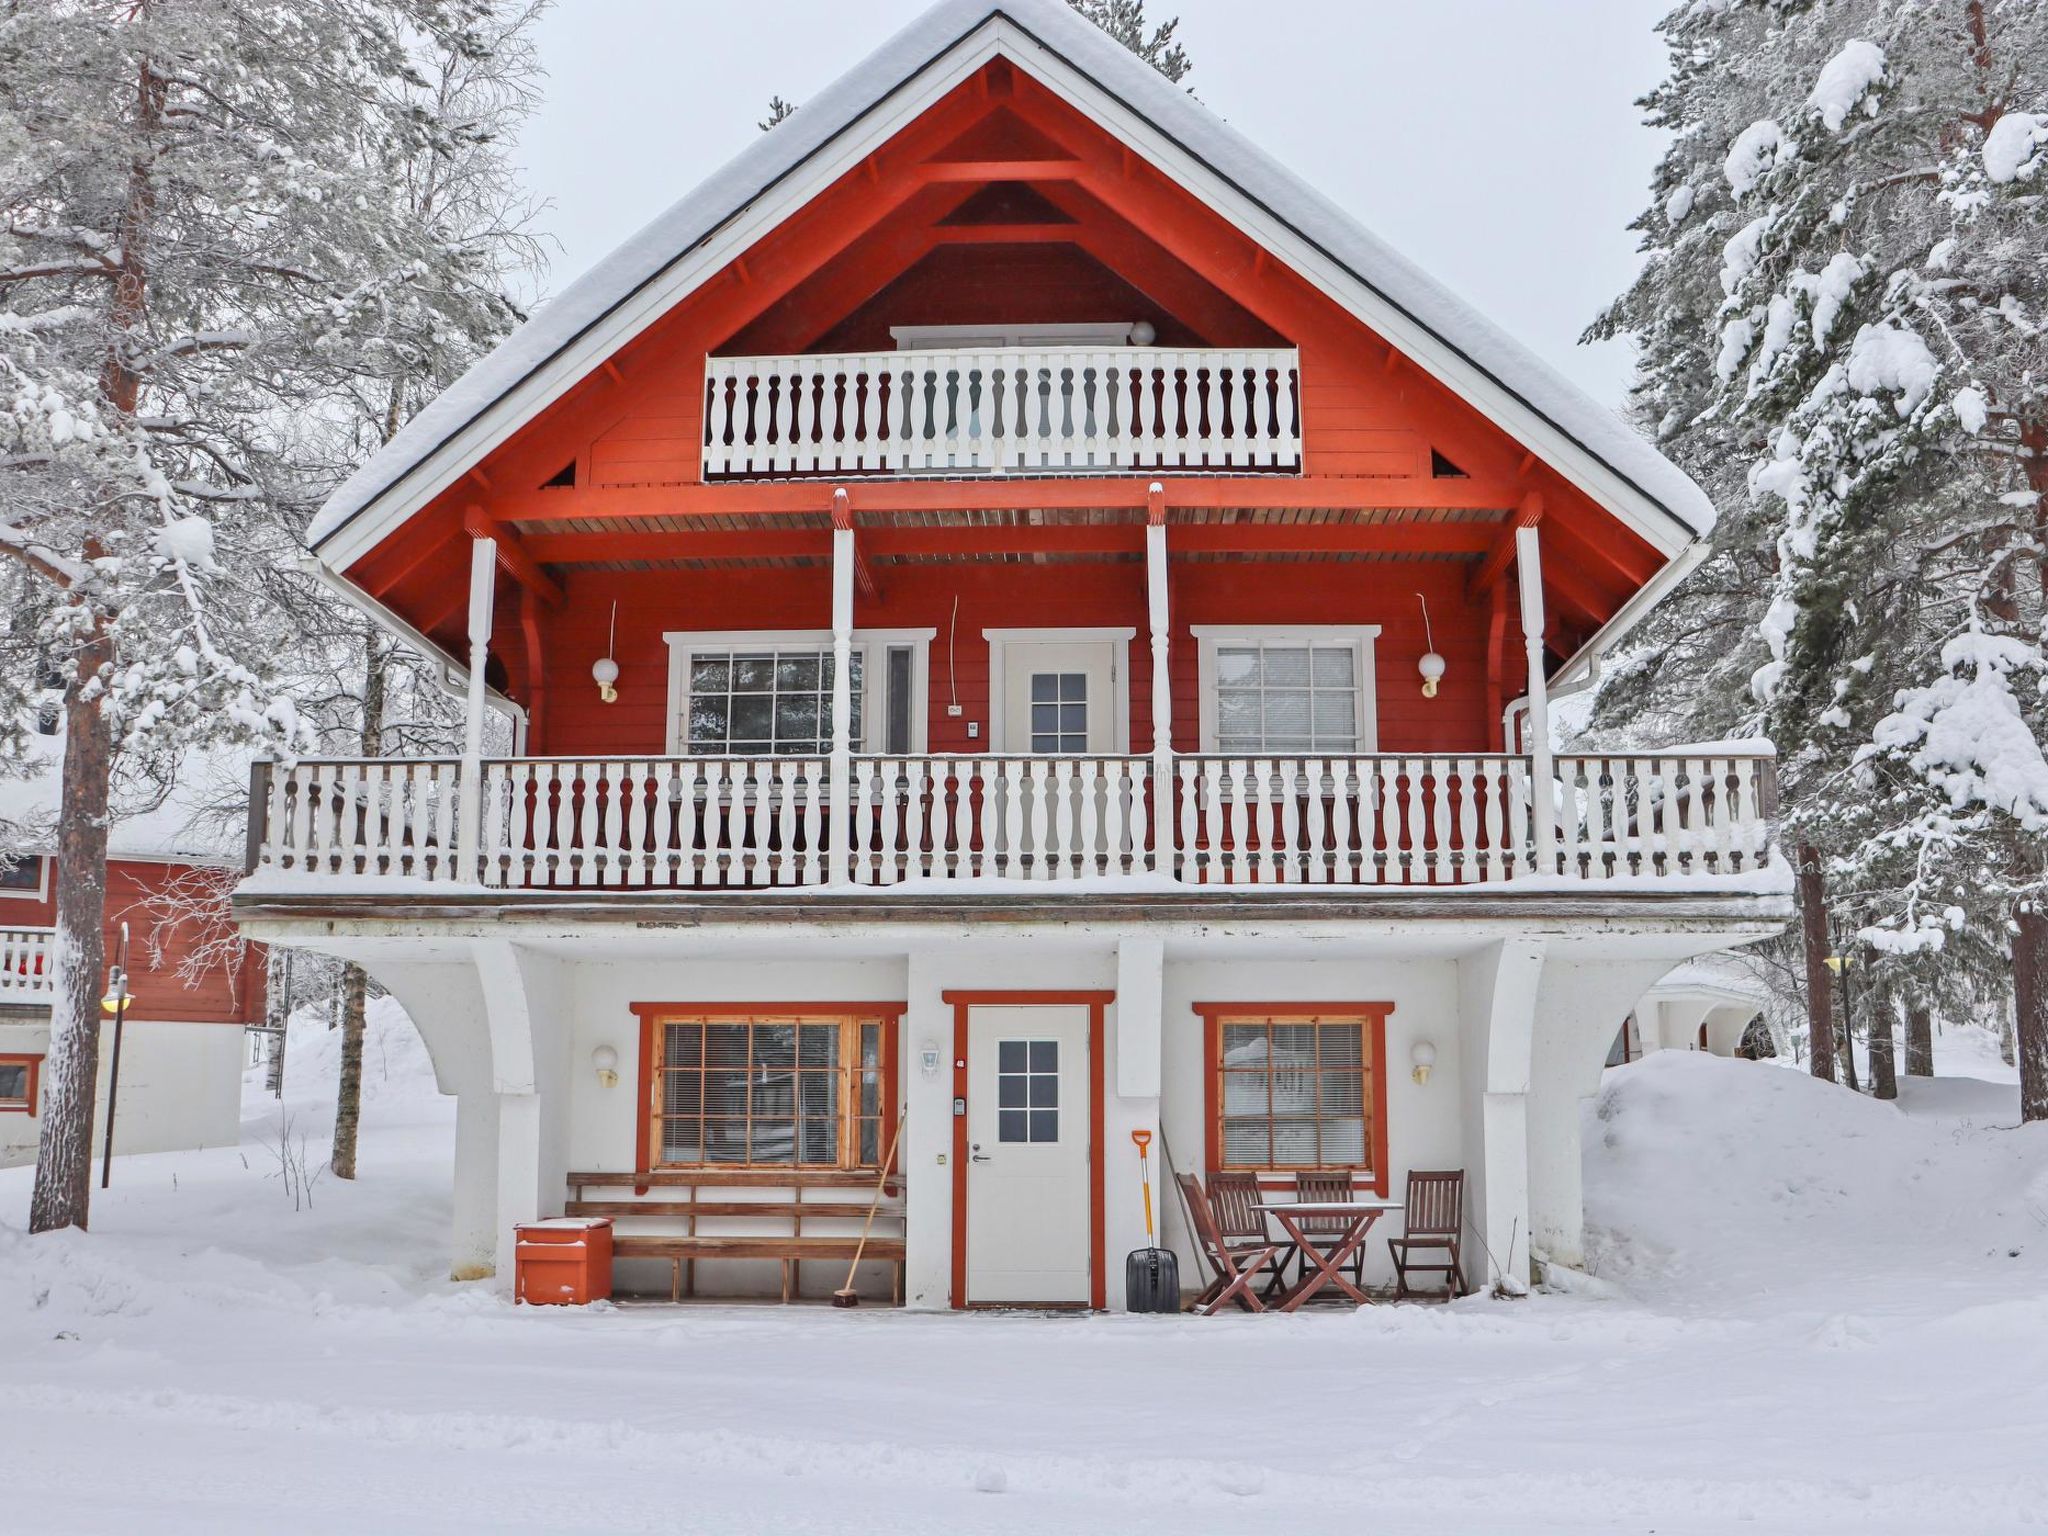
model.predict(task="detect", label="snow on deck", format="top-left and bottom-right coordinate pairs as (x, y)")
top-left (1, 1006), bottom-right (2044, 1534)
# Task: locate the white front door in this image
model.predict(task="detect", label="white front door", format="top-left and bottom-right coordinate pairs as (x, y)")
top-left (1000, 640), bottom-right (1119, 755)
top-left (964, 1004), bottom-right (1092, 1305)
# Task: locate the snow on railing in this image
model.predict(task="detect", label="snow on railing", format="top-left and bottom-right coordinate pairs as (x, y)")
top-left (701, 346), bottom-right (1302, 479)
top-left (0, 926), bottom-right (55, 1000)
top-left (244, 751), bottom-right (1778, 892)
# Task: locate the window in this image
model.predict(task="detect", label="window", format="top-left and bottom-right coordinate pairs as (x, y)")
top-left (0, 1055), bottom-right (38, 1114)
top-left (1028, 673), bottom-right (1089, 754)
top-left (648, 1011), bottom-right (893, 1169)
top-left (1193, 626), bottom-right (1379, 755)
top-left (1198, 1006), bottom-right (1387, 1173)
top-left (0, 856), bottom-right (46, 898)
top-left (996, 1039), bottom-right (1059, 1142)
top-left (665, 630), bottom-right (932, 757)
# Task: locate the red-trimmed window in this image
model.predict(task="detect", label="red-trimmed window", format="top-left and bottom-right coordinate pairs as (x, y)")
top-left (1197, 1005), bottom-right (1389, 1184)
top-left (0, 1054), bottom-right (39, 1114)
top-left (640, 1009), bottom-right (897, 1169)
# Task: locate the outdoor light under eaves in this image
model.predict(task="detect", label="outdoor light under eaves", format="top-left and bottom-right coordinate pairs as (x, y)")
top-left (591, 1044), bottom-right (620, 1089)
top-left (592, 599), bottom-right (620, 703)
top-left (1410, 1039), bottom-right (1437, 1086)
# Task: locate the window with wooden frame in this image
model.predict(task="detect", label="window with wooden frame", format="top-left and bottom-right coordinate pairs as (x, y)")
top-left (0, 855), bottom-right (47, 899)
top-left (0, 1054), bottom-right (39, 1114)
top-left (637, 1007), bottom-right (898, 1170)
top-left (1195, 1004), bottom-right (1389, 1186)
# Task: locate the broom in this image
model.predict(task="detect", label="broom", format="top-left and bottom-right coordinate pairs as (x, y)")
top-left (831, 1111), bottom-right (907, 1308)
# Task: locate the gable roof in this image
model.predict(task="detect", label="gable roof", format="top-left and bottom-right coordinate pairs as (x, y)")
top-left (309, 0), bottom-right (1712, 564)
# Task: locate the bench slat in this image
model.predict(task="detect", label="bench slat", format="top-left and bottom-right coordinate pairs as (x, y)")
top-left (614, 1236), bottom-right (908, 1262)
top-left (566, 1200), bottom-right (899, 1221)
top-left (568, 1168), bottom-right (902, 1192)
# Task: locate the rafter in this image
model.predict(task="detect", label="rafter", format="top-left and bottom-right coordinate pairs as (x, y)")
top-left (462, 505), bottom-right (564, 608)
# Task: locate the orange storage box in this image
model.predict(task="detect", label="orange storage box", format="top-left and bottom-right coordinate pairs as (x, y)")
top-left (514, 1217), bottom-right (614, 1305)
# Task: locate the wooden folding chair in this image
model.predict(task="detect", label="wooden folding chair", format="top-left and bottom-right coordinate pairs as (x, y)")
top-left (1176, 1173), bottom-right (1284, 1316)
top-left (1290, 1169), bottom-right (1365, 1294)
top-left (1387, 1169), bottom-right (1466, 1300)
top-left (1208, 1170), bottom-right (1295, 1299)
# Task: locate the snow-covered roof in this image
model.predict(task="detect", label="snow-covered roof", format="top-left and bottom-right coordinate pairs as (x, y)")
top-left (309, 0), bottom-right (1715, 561)
top-left (0, 735), bottom-right (249, 864)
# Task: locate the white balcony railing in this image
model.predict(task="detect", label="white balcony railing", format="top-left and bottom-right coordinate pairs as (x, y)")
top-left (247, 751), bottom-right (1777, 893)
top-left (701, 346), bottom-right (1302, 479)
top-left (0, 926), bottom-right (55, 1001)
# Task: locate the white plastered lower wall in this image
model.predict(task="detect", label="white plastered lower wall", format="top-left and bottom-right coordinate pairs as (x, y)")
top-left (0, 1015), bottom-right (244, 1170)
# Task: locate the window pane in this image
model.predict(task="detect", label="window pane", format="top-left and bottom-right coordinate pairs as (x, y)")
top-left (0, 1063), bottom-right (29, 1101)
top-left (1031, 674), bottom-right (1058, 703)
top-left (1029, 1109), bottom-right (1059, 1142)
top-left (1312, 691), bottom-right (1356, 742)
top-left (1319, 1117), bottom-right (1366, 1164)
top-left (1263, 690), bottom-right (1311, 737)
top-left (1262, 647), bottom-right (1312, 688)
top-left (999, 1040), bottom-right (1026, 1073)
top-left (1222, 1118), bottom-right (1270, 1165)
top-left (1311, 646), bottom-right (1355, 686)
top-left (1215, 647), bottom-right (1259, 686)
top-left (729, 694), bottom-right (774, 743)
top-left (775, 654), bottom-right (820, 690)
top-left (1028, 1074), bottom-right (1057, 1108)
top-left (886, 646), bottom-right (913, 755)
top-left (1029, 1040), bottom-right (1058, 1073)
top-left (1220, 1025), bottom-right (1266, 1064)
top-left (999, 1109), bottom-right (1028, 1143)
top-left (1221, 1072), bottom-right (1268, 1117)
top-left (998, 1075), bottom-right (1026, 1108)
top-left (691, 657), bottom-right (731, 691)
top-left (732, 653), bottom-right (775, 690)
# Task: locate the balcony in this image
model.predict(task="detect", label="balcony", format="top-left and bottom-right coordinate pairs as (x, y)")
top-left (245, 749), bottom-right (1777, 895)
top-left (701, 346), bottom-right (1302, 480)
top-left (0, 926), bottom-right (54, 1002)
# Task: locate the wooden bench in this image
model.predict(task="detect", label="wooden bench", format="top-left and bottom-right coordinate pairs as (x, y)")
top-left (566, 1168), bottom-right (906, 1304)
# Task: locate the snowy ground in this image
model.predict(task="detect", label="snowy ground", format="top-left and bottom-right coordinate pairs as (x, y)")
top-left (3, 1007), bottom-right (2045, 1536)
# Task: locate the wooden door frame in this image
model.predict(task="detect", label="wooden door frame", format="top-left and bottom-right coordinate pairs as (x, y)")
top-left (944, 988), bottom-right (1112, 1310)
top-left (981, 627), bottom-right (1135, 753)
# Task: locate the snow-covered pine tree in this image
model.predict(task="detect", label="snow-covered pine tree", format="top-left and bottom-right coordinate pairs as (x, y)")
top-left (1589, 2), bottom-right (2048, 1111)
top-left (0, 0), bottom-right (547, 1231)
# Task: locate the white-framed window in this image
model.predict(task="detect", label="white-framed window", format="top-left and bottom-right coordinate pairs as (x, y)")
top-left (889, 322), bottom-right (1142, 350)
top-left (0, 855), bottom-right (48, 902)
top-left (664, 629), bottom-right (933, 757)
top-left (1191, 625), bottom-right (1380, 755)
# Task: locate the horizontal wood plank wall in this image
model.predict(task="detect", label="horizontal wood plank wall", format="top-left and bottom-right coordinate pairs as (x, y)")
top-left (2, 860), bottom-right (263, 1026)
top-left (344, 58), bottom-right (1666, 713)
top-left (530, 556), bottom-right (1492, 756)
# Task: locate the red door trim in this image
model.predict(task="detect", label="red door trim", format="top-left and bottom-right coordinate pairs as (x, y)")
top-left (942, 988), bottom-right (1115, 1310)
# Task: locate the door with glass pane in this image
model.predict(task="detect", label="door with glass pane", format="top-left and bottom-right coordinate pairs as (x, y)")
top-left (999, 640), bottom-right (1117, 754)
top-left (964, 1004), bottom-right (1092, 1305)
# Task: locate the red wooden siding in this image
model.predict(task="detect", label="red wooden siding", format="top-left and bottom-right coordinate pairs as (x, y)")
top-left (4, 859), bottom-right (263, 1026)
top-left (341, 55), bottom-right (1671, 760)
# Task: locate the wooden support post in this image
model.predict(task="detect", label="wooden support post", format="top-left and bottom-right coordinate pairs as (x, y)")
top-left (1145, 482), bottom-right (1173, 875)
top-left (1515, 524), bottom-right (1555, 875)
top-left (458, 536), bottom-right (497, 885)
top-left (829, 488), bottom-right (855, 887)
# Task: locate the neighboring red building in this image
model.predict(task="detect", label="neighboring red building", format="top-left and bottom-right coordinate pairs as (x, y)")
top-left (238, 0), bottom-right (1791, 1304)
top-left (2, 751), bottom-right (263, 1167)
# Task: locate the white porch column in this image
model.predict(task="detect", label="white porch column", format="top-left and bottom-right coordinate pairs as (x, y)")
top-left (472, 939), bottom-right (573, 1285)
top-left (458, 535), bottom-right (497, 885)
top-left (1110, 936), bottom-right (1166, 1310)
top-left (1458, 938), bottom-right (1544, 1291)
top-left (1144, 484), bottom-right (1173, 874)
top-left (829, 487), bottom-right (855, 887)
top-left (1515, 523), bottom-right (1555, 875)
top-left (450, 1092), bottom-right (500, 1281)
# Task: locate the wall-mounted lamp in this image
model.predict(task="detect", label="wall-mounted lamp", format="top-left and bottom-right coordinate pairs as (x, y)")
top-left (1410, 1038), bottom-right (1437, 1086)
top-left (919, 1042), bottom-right (942, 1079)
top-left (592, 600), bottom-right (620, 703)
top-left (1129, 320), bottom-right (1158, 345)
top-left (591, 1043), bottom-right (619, 1089)
top-left (1416, 592), bottom-right (1446, 699)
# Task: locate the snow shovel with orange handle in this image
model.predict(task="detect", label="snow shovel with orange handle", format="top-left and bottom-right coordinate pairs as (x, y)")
top-left (1124, 1128), bottom-right (1179, 1313)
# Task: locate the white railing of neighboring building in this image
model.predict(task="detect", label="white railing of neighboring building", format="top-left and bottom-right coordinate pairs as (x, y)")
top-left (0, 926), bottom-right (55, 1000)
top-left (701, 346), bottom-right (1302, 478)
top-left (247, 750), bottom-right (1777, 893)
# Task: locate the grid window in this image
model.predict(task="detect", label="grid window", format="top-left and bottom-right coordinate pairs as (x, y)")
top-left (654, 1014), bottom-right (888, 1168)
top-left (684, 649), bottom-right (863, 755)
top-left (1215, 1016), bottom-right (1372, 1170)
top-left (0, 1057), bottom-right (34, 1112)
top-left (995, 1039), bottom-right (1059, 1143)
top-left (0, 856), bottom-right (43, 893)
top-left (1214, 643), bottom-right (1359, 753)
top-left (1028, 673), bottom-right (1089, 754)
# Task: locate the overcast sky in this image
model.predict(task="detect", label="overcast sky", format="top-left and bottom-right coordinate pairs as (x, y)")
top-left (514, 1), bottom-right (1671, 406)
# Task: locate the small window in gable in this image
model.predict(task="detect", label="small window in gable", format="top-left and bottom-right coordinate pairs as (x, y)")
top-left (1430, 449), bottom-right (1468, 479)
top-left (542, 461), bottom-right (577, 488)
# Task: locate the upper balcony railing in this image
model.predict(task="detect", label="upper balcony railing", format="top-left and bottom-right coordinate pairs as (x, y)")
top-left (701, 346), bottom-right (1302, 480)
top-left (245, 750), bottom-right (1778, 897)
top-left (0, 926), bottom-right (55, 1002)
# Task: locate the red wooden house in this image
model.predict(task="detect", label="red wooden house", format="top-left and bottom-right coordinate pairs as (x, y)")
top-left (3, 750), bottom-right (264, 1168)
top-left (237, 0), bottom-right (1791, 1304)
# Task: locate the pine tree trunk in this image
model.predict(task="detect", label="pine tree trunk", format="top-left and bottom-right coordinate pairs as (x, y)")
top-left (1798, 844), bottom-right (1837, 1082)
top-left (1905, 1004), bottom-right (1934, 1078)
top-left (27, 638), bottom-right (115, 1233)
top-left (330, 638), bottom-right (386, 1181)
top-left (1867, 983), bottom-right (1897, 1101)
top-left (2016, 901), bottom-right (2048, 1124)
